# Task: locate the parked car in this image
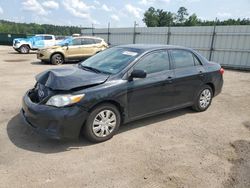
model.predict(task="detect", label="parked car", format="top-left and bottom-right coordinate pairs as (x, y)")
top-left (13, 34), bottom-right (59, 54)
top-left (37, 36), bottom-right (108, 65)
top-left (21, 44), bottom-right (224, 142)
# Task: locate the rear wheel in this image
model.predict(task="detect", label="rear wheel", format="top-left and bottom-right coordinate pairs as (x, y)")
top-left (51, 53), bottom-right (64, 65)
top-left (192, 85), bottom-right (213, 112)
top-left (83, 104), bottom-right (121, 142)
top-left (19, 45), bottom-right (30, 54)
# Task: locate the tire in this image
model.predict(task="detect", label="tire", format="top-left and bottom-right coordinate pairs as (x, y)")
top-left (51, 53), bottom-right (64, 65)
top-left (83, 103), bottom-right (121, 142)
top-left (19, 45), bottom-right (30, 54)
top-left (192, 85), bottom-right (213, 112)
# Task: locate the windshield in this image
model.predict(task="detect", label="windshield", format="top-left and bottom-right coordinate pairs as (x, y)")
top-left (80, 47), bottom-right (143, 74)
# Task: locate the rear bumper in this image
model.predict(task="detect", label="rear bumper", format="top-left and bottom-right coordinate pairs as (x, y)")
top-left (21, 91), bottom-right (88, 139)
top-left (214, 76), bottom-right (223, 97)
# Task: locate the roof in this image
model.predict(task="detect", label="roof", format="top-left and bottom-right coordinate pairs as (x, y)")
top-left (117, 44), bottom-right (189, 51)
top-left (73, 36), bottom-right (104, 40)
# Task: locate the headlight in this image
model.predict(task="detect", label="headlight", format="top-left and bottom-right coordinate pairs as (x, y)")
top-left (46, 94), bottom-right (85, 107)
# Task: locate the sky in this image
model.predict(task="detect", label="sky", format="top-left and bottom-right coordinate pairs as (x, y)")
top-left (0, 0), bottom-right (249, 28)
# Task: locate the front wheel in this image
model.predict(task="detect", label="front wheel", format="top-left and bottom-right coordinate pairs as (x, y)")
top-left (83, 104), bottom-right (121, 142)
top-left (192, 85), bottom-right (213, 112)
top-left (19, 45), bottom-right (30, 54)
top-left (51, 53), bottom-right (64, 65)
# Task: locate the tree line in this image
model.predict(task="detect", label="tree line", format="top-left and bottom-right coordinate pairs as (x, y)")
top-left (143, 7), bottom-right (250, 27)
top-left (0, 20), bottom-right (82, 35)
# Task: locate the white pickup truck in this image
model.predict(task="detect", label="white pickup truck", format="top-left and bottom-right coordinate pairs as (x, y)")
top-left (13, 34), bottom-right (60, 54)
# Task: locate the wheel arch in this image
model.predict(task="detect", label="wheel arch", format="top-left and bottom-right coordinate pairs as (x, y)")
top-left (79, 100), bottom-right (125, 139)
top-left (205, 82), bottom-right (215, 96)
top-left (88, 100), bottom-right (125, 121)
top-left (20, 44), bottom-right (31, 50)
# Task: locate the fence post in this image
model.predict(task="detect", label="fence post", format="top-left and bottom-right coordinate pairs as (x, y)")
top-left (92, 24), bottom-right (94, 36)
top-left (209, 20), bottom-right (217, 61)
top-left (107, 22), bottom-right (110, 44)
top-left (167, 26), bottom-right (171, 45)
top-left (133, 21), bottom-right (138, 44)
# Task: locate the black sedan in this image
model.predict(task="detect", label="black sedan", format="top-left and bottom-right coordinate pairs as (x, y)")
top-left (21, 44), bottom-right (224, 142)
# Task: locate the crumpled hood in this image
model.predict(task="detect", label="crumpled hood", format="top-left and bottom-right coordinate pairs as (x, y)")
top-left (35, 65), bottom-right (109, 90)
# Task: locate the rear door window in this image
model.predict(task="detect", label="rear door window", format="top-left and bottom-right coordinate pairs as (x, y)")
top-left (171, 50), bottom-right (195, 69)
top-left (82, 38), bottom-right (95, 45)
top-left (193, 55), bottom-right (202, 66)
top-left (134, 50), bottom-right (170, 74)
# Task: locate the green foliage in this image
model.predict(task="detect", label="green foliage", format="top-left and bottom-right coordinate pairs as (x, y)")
top-left (143, 7), bottom-right (250, 27)
top-left (143, 7), bottom-right (159, 27)
top-left (177, 7), bottom-right (189, 23)
top-left (143, 7), bottom-right (174, 27)
top-left (158, 10), bottom-right (174, 27)
top-left (0, 20), bottom-right (82, 35)
top-left (185, 14), bottom-right (200, 26)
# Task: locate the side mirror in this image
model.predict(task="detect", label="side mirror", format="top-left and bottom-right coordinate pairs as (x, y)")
top-left (129, 69), bottom-right (147, 80)
top-left (62, 43), bottom-right (69, 47)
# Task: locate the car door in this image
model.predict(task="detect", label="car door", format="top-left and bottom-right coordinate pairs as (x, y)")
top-left (127, 50), bottom-right (175, 119)
top-left (65, 38), bottom-right (82, 59)
top-left (43, 35), bottom-right (54, 47)
top-left (32, 36), bottom-right (44, 49)
top-left (170, 49), bottom-right (206, 107)
top-left (80, 38), bottom-right (98, 57)
top-left (93, 38), bottom-right (105, 52)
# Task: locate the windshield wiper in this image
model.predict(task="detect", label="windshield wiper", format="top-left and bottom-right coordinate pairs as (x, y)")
top-left (79, 65), bottom-right (101, 73)
top-left (79, 64), bottom-right (111, 74)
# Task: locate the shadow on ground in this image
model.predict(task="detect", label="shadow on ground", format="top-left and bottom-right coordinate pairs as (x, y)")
top-left (7, 108), bottom-right (192, 154)
top-left (4, 59), bottom-right (29, 62)
top-left (8, 52), bottom-right (37, 54)
top-left (223, 121), bottom-right (250, 188)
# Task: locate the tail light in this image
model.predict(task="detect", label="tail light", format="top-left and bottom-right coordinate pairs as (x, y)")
top-left (219, 68), bottom-right (224, 75)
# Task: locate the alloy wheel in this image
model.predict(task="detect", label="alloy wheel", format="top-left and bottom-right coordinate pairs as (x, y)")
top-left (55, 55), bottom-right (63, 64)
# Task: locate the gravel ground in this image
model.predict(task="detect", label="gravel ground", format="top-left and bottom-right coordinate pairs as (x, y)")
top-left (0, 45), bottom-right (249, 188)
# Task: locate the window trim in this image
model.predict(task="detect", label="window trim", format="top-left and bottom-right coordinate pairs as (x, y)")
top-left (193, 54), bottom-right (203, 66)
top-left (131, 49), bottom-right (172, 76)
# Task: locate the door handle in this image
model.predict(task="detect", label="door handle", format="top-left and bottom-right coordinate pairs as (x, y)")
top-left (199, 71), bottom-right (204, 77)
top-left (166, 76), bottom-right (173, 83)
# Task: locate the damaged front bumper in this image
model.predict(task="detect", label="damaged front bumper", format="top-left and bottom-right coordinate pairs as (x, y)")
top-left (21, 90), bottom-right (88, 139)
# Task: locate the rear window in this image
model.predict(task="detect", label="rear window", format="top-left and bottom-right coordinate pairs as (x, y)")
top-left (44, 36), bottom-right (53, 40)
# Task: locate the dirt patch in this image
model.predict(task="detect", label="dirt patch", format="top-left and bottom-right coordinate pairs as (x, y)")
top-left (224, 122), bottom-right (250, 188)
